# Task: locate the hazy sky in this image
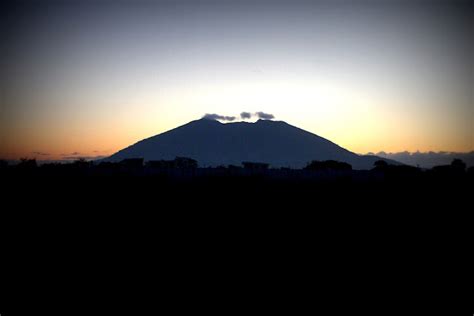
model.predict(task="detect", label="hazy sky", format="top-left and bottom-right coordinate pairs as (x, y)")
top-left (1, 0), bottom-right (473, 160)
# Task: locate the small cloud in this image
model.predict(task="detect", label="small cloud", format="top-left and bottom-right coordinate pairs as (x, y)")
top-left (203, 112), bottom-right (275, 121)
top-left (255, 112), bottom-right (275, 120)
top-left (240, 112), bottom-right (252, 119)
top-left (32, 151), bottom-right (49, 156)
top-left (62, 155), bottom-right (106, 161)
top-left (61, 152), bottom-right (81, 156)
top-left (93, 149), bottom-right (111, 154)
top-left (202, 113), bottom-right (236, 121)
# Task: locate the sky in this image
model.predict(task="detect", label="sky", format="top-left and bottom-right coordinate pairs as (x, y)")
top-left (1, 0), bottom-right (473, 160)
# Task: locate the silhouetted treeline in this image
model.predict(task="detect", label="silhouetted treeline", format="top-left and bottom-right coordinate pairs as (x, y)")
top-left (2, 157), bottom-right (472, 186)
top-left (305, 160), bottom-right (352, 171)
top-left (1, 156), bottom-right (470, 231)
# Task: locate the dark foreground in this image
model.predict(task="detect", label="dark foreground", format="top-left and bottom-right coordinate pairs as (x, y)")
top-left (1, 161), bottom-right (471, 315)
top-left (2, 159), bottom-right (472, 206)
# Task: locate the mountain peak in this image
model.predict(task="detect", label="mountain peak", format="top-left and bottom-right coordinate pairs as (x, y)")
top-left (197, 118), bottom-right (223, 123)
top-left (198, 118), bottom-right (283, 125)
top-left (255, 119), bottom-right (284, 124)
top-left (106, 118), bottom-right (395, 169)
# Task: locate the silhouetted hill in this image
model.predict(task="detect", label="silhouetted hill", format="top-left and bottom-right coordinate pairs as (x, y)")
top-left (105, 118), bottom-right (399, 169)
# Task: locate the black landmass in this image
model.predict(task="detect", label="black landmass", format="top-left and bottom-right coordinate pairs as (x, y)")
top-left (1, 157), bottom-right (471, 206)
top-left (1, 156), bottom-right (469, 316)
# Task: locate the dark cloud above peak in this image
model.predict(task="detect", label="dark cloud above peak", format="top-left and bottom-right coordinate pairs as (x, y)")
top-left (255, 112), bottom-right (275, 120)
top-left (203, 111), bottom-right (276, 121)
top-left (240, 112), bottom-right (252, 119)
top-left (239, 111), bottom-right (276, 120)
top-left (202, 113), bottom-right (236, 121)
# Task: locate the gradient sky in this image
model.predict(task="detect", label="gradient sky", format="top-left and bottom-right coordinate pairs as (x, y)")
top-left (1, 0), bottom-right (473, 160)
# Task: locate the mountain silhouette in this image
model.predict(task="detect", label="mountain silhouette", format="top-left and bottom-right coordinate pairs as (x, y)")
top-left (105, 118), bottom-right (399, 169)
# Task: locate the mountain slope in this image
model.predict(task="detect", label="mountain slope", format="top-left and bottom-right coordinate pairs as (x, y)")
top-left (105, 119), bottom-right (398, 169)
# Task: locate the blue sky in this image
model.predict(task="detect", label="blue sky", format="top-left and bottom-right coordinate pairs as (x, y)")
top-left (1, 0), bottom-right (472, 159)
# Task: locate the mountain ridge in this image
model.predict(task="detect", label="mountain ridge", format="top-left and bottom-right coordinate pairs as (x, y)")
top-left (105, 118), bottom-right (399, 169)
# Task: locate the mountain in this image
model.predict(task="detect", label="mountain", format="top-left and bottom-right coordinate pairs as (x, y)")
top-left (105, 118), bottom-right (399, 169)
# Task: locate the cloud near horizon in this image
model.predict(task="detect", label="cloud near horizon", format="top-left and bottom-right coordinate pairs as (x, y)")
top-left (61, 152), bottom-right (82, 156)
top-left (62, 155), bottom-right (106, 161)
top-left (374, 151), bottom-right (474, 168)
top-left (32, 151), bottom-right (50, 156)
